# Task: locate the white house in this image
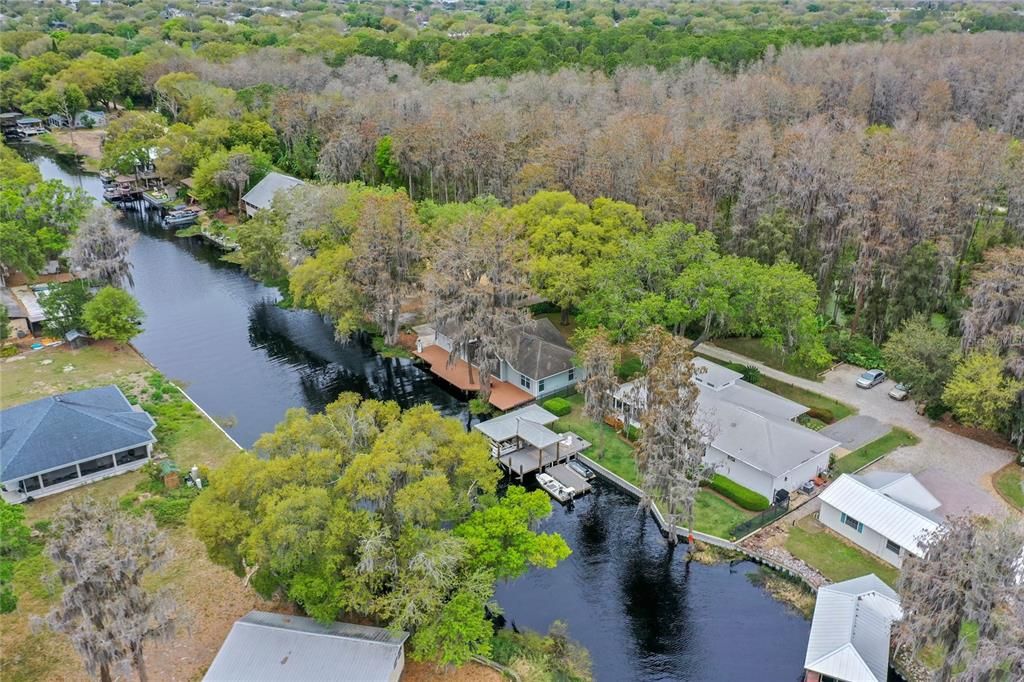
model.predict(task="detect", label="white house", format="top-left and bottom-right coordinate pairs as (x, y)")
top-left (416, 318), bottom-right (584, 411)
top-left (1, 386), bottom-right (156, 503)
top-left (804, 574), bottom-right (902, 682)
top-left (818, 472), bottom-right (943, 567)
top-left (613, 358), bottom-right (839, 500)
top-left (241, 172), bottom-right (304, 217)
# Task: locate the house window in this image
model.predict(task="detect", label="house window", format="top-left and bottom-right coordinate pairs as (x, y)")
top-left (79, 455), bottom-right (115, 476)
top-left (885, 539), bottom-right (901, 555)
top-left (115, 446), bottom-right (149, 465)
top-left (519, 374), bottom-right (532, 390)
top-left (19, 476), bottom-right (41, 493)
top-left (840, 512), bottom-right (864, 533)
top-left (538, 379), bottom-right (546, 393)
top-left (41, 465), bottom-right (80, 488)
top-left (568, 369), bottom-right (575, 382)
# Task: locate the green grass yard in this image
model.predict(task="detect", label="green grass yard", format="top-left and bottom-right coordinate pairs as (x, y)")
top-left (992, 465), bottom-right (1024, 512)
top-left (713, 337), bottom-right (824, 380)
top-left (553, 394), bottom-right (755, 538)
top-left (785, 516), bottom-right (900, 586)
top-left (831, 428), bottom-right (920, 475)
top-left (756, 374), bottom-right (855, 422)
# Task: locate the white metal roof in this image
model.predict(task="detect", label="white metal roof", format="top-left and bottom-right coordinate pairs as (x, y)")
top-left (804, 575), bottom-right (902, 682)
top-left (856, 471), bottom-right (941, 513)
top-left (692, 357), bottom-right (742, 389)
top-left (241, 172), bottom-right (304, 211)
top-left (819, 474), bottom-right (942, 556)
top-left (203, 611), bottom-right (407, 682)
top-left (473, 404), bottom-right (558, 443)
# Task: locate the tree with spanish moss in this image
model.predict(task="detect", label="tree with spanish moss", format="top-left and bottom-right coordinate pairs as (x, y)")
top-left (895, 516), bottom-right (1024, 681)
top-left (577, 328), bottom-right (618, 459)
top-left (40, 498), bottom-right (178, 682)
top-left (69, 206), bottom-right (136, 288)
top-left (632, 327), bottom-right (714, 544)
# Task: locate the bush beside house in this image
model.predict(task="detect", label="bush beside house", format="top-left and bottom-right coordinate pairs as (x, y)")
top-left (542, 397), bottom-right (572, 416)
top-left (708, 474), bottom-right (771, 511)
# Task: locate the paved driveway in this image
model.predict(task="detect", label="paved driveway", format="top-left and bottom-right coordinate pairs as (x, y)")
top-left (699, 343), bottom-right (1017, 513)
top-left (821, 415), bottom-right (891, 451)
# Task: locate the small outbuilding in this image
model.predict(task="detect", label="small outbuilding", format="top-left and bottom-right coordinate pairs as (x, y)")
top-left (240, 172), bottom-right (304, 217)
top-left (803, 574), bottom-right (902, 682)
top-left (818, 473), bottom-right (942, 567)
top-left (0, 385), bottom-right (156, 502)
top-left (204, 611), bottom-right (409, 682)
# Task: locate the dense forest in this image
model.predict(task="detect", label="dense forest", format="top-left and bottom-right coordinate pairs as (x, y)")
top-left (3, 1), bottom-right (1023, 445)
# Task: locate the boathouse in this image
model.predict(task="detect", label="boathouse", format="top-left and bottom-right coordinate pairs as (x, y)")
top-left (0, 386), bottom-right (157, 503)
top-left (473, 404), bottom-right (590, 479)
top-left (204, 611), bottom-right (408, 682)
top-left (241, 172), bottom-right (304, 217)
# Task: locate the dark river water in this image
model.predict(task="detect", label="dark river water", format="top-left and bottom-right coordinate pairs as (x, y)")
top-left (27, 148), bottom-right (811, 681)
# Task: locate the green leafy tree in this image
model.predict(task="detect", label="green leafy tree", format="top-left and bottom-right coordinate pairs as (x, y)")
top-left (101, 111), bottom-right (166, 175)
top-left (517, 191), bottom-right (646, 324)
top-left (189, 395), bottom-right (570, 665)
top-left (236, 210), bottom-right (286, 283)
top-left (41, 280), bottom-right (93, 337)
top-left (942, 349), bottom-right (1024, 432)
top-left (374, 135), bottom-right (401, 187)
top-left (191, 145), bottom-right (271, 211)
top-left (82, 286), bottom-right (145, 344)
top-left (289, 246), bottom-right (361, 339)
top-left (881, 315), bottom-right (960, 406)
top-left (0, 499), bottom-right (32, 613)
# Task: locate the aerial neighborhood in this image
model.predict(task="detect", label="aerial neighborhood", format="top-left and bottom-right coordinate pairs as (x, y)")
top-left (1, 1), bottom-right (1023, 681)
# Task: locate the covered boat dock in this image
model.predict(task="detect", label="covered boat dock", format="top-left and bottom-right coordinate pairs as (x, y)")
top-left (473, 405), bottom-right (591, 480)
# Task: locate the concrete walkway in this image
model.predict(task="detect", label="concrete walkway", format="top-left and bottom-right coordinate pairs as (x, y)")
top-left (699, 342), bottom-right (1016, 513)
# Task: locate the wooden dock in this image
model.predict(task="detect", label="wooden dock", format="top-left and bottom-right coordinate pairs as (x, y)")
top-left (547, 463), bottom-right (592, 495)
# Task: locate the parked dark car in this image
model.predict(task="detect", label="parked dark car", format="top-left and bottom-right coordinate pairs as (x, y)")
top-left (856, 369), bottom-right (886, 389)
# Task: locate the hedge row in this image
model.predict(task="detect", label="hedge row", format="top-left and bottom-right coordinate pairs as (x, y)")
top-left (542, 397), bottom-right (572, 417)
top-left (708, 474), bottom-right (770, 511)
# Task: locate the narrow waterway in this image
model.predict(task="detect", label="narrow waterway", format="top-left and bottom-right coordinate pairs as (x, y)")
top-left (25, 148), bottom-right (812, 681)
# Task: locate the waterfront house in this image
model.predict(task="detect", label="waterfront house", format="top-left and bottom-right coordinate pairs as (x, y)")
top-left (241, 172), bottom-right (304, 218)
top-left (48, 110), bottom-right (107, 128)
top-left (612, 358), bottom-right (839, 500)
top-left (0, 386), bottom-right (157, 503)
top-left (415, 318), bottom-right (584, 410)
top-left (204, 611), bottom-right (408, 682)
top-left (803, 574), bottom-right (902, 682)
top-left (818, 472), bottom-right (942, 568)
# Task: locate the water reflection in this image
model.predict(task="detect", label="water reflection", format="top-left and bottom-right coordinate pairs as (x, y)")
top-left (26, 146), bottom-right (467, 447)
top-left (25, 146), bottom-right (811, 681)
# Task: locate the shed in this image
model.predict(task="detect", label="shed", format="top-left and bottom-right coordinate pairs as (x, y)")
top-left (804, 574), bottom-right (902, 682)
top-left (204, 611), bottom-right (408, 682)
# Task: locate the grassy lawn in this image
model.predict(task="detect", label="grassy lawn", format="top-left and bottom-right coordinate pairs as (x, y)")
top-left (757, 374), bottom-right (856, 422)
top-left (785, 516), bottom-right (900, 586)
top-left (713, 337), bottom-right (824, 380)
top-left (537, 311), bottom-right (577, 341)
top-left (832, 428), bottom-right (920, 476)
top-left (0, 342), bottom-right (262, 682)
top-left (553, 394), bottom-right (755, 538)
top-left (992, 465), bottom-right (1024, 512)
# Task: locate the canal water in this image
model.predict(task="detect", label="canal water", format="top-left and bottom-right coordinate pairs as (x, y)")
top-left (27, 149), bottom-right (812, 681)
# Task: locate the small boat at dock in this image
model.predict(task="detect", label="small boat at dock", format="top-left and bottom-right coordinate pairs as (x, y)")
top-left (163, 207), bottom-right (201, 227)
top-left (536, 472), bottom-right (576, 503)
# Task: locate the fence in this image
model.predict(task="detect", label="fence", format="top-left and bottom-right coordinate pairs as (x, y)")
top-left (729, 502), bottom-right (790, 539)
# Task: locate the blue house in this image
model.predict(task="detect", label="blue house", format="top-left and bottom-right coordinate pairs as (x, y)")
top-left (1, 385), bottom-right (157, 502)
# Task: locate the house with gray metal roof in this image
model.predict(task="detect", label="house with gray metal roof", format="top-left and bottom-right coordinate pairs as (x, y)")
top-left (819, 473), bottom-right (942, 567)
top-left (241, 172), bottom-right (304, 217)
top-left (204, 611), bottom-right (409, 682)
top-left (612, 358), bottom-right (838, 500)
top-left (0, 385), bottom-right (156, 503)
top-left (803, 574), bottom-right (902, 682)
top-left (424, 317), bottom-right (584, 411)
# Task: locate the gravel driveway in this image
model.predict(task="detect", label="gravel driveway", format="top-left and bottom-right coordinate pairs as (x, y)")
top-left (700, 343), bottom-right (1017, 513)
top-left (821, 415), bottom-right (891, 451)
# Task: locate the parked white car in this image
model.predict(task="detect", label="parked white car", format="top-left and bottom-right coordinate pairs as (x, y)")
top-left (888, 383), bottom-right (909, 401)
top-left (856, 369), bottom-right (886, 389)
